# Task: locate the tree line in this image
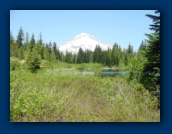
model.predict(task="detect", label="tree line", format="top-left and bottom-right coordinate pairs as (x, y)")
top-left (10, 28), bottom-right (139, 68)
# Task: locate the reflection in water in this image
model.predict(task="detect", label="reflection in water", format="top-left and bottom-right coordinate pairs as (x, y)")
top-left (101, 71), bottom-right (126, 76)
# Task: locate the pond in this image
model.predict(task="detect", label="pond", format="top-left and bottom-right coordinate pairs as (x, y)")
top-left (80, 69), bottom-right (160, 77)
top-left (101, 70), bottom-right (126, 76)
top-left (80, 69), bottom-right (127, 76)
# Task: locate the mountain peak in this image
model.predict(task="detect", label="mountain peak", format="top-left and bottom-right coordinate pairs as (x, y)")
top-left (59, 33), bottom-right (111, 54)
top-left (74, 33), bottom-right (94, 39)
top-left (76, 33), bottom-right (91, 36)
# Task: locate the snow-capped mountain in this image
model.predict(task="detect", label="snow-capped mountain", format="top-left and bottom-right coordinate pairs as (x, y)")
top-left (59, 33), bottom-right (111, 54)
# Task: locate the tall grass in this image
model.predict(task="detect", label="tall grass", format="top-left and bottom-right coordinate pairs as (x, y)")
top-left (10, 68), bottom-right (160, 122)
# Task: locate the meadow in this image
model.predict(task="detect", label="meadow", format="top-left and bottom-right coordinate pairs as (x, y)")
top-left (10, 59), bottom-right (160, 122)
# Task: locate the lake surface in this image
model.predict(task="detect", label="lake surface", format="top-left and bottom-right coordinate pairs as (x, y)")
top-left (80, 69), bottom-right (160, 77)
top-left (80, 69), bottom-right (127, 76)
top-left (101, 70), bottom-right (126, 76)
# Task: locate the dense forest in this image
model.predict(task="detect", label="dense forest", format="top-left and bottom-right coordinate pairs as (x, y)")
top-left (10, 10), bottom-right (160, 122)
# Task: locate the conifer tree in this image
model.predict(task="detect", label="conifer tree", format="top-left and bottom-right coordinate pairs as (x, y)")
top-left (124, 54), bottom-right (128, 66)
top-left (50, 49), bottom-right (57, 61)
top-left (26, 52), bottom-right (40, 73)
top-left (33, 40), bottom-right (43, 60)
top-left (141, 10), bottom-right (160, 93)
top-left (43, 44), bottom-right (50, 61)
top-left (89, 53), bottom-right (93, 63)
top-left (10, 32), bottom-right (18, 57)
top-left (93, 45), bottom-right (102, 63)
top-left (18, 47), bottom-right (24, 59)
top-left (38, 33), bottom-right (44, 59)
top-left (52, 42), bottom-right (58, 60)
top-left (23, 32), bottom-right (30, 60)
top-left (29, 34), bottom-right (36, 52)
top-left (16, 27), bottom-right (24, 48)
top-left (127, 43), bottom-right (134, 55)
top-left (73, 54), bottom-right (77, 63)
top-left (77, 48), bottom-right (84, 63)
top-left (56, 48), bottom-right (61, 61)
top-left (139, 40), bottom-right (147, 51)
top-left (105, 48), bottom-right (112, 67)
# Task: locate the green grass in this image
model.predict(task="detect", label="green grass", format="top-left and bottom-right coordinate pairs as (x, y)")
top-left (10, 66), bottom-right (160, 122)
top-left (42, 60), bottom-right (104, 70)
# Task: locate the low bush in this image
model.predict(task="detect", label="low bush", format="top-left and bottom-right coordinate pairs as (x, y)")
top-left (10, 60), bottom-right (20, 71)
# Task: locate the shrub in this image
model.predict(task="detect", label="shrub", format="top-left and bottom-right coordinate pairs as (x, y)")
top-left (10, 60), bottom-right (20, 71)
top-left (10, 65), bottom-right (160, 122)
top-left (26, 53), bottom-right (40, 73)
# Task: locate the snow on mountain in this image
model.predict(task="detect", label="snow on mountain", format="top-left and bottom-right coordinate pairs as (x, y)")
top-left (59, 33), bottom-right (112, 54)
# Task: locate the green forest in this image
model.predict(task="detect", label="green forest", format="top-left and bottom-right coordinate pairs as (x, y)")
top-left (10, 11), bottom-right (160, 122)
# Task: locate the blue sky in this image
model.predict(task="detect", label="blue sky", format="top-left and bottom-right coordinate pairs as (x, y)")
top-left (10, 10), bottom-right (155, 51)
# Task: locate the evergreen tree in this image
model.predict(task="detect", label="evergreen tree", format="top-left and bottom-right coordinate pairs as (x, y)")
top-left (141, 10), bottom-right (160, 93)
top-left (60, 52), bottom-right (64, 62)
top-left (124, 54), bottom-right (128, 66)
top-left (111, 43), bottom-right (119, 66)
top-left (43, 44), bottom-right (50, 61)
top-left (125, 43), bottom-right (134, 66)
top-left (18, 47), bottom-right (24, 59)
top-left (82, 49), bottom-right (91, 63)
top-left (139, 40), bottom-right (147, 51)
top-left (26, 52), bottom-right (40, 73)
top-left (89, 53), bottom-right (93, 63)
top-left (116, 56), bottom-right (119, 67)
top-left (65, 51), bottom-right (73, 63)
top-left (127, 43), bottom-right (133, 55)
top-left (50, 49), bottom-right (57, 61)
top-left (73, 54), bottom-right (77, 63)
top-left (10, 32), bottom-right (18, 57)
top-left (48, 42), bottom-right (52, 53)
top-left (111, 50), bottom-right (116, 66)
top-left (117, 45), bottom-right (123, 66)
top-left (29, 34), bottom-right (36, 52)
top-left (33, 40), bottom-right (43, 60)
top-left (16, 27), bottom-right (24, 48)
top-left (52, 42), bottom-right (58, 60)
top-left (23, 32), bottom-right (30, 60)
top-left (25, 32), bottom-right (30, 46)
top-left (77, 48), bottom-right (84, 63)
top-left (101, 51), bottom-right (106, 65)
top-left (16, 27), bottom-right (24, 59)
top-left (93, 45), bottom-right (102, 63)
top-left (38, 33), bottom-right (43, 46)
top-left (105, 48), bottom-right (112, 67)
top-left (38, 33), bottom-right (44, 59)
top-left (146, 10), bottom-right (160, 34)
top-left (56, 48), bottom-right (61, 61)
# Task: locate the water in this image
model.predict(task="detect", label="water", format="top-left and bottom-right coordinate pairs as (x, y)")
top-left (80, 69), bottom-right (160, 77)
top-left (80, 69), bottom-right (127, 76)
top-left (101, 70), bottom-right (126, 76)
